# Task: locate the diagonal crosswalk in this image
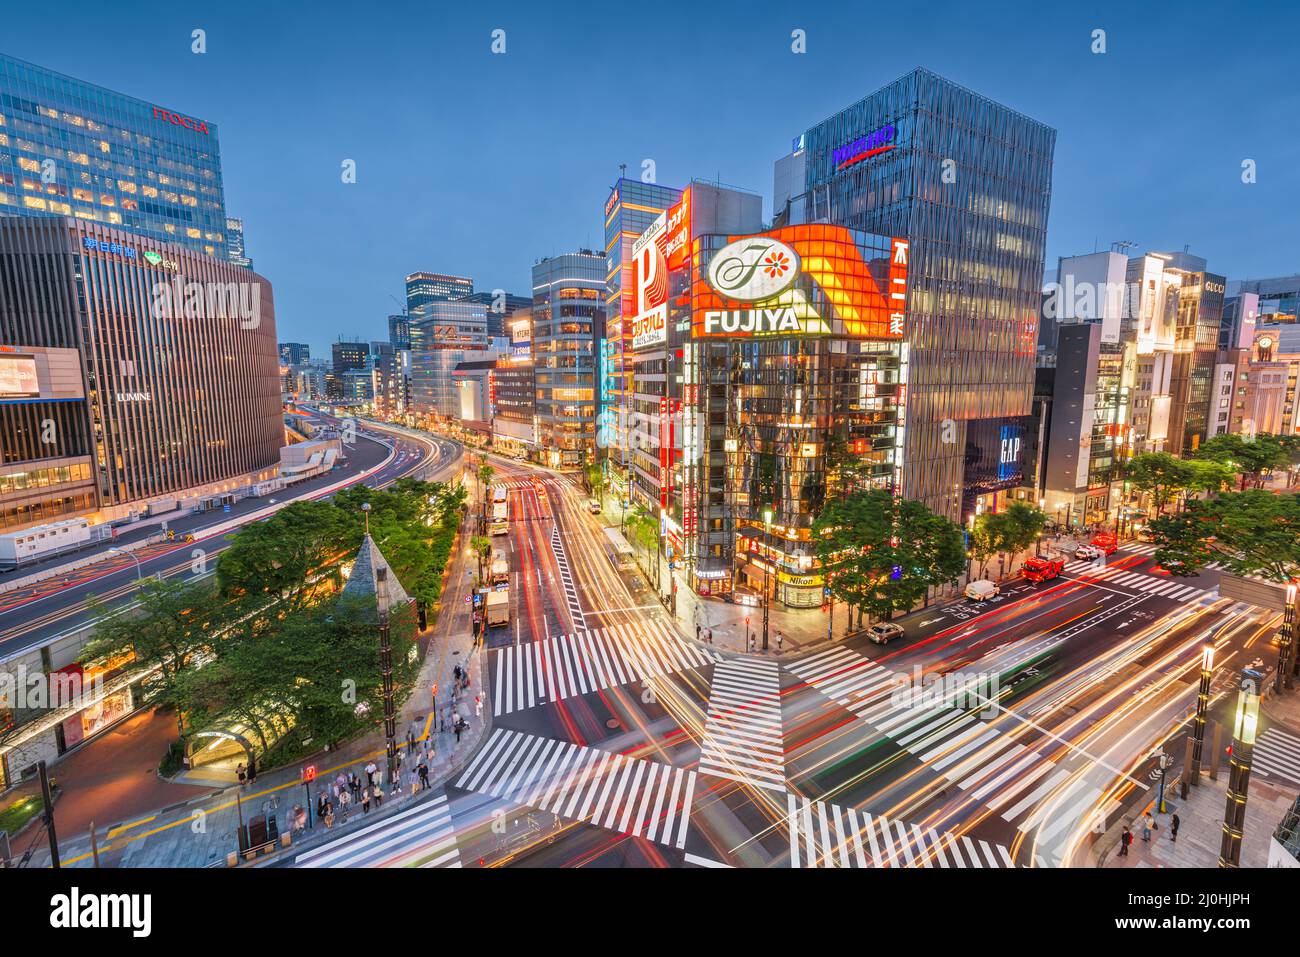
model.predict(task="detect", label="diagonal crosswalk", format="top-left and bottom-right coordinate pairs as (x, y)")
top-left (699, 658), bottom-right (785, 792)
top-left (786, 793), bottom-right (1016, 867)
top-left (491, 619), bottom-right (719, 715)
top-left (455, 727), bottom-right (697, 849)
top-left (1253, 726), bottom-right (1300, 787)
top-left (1120, 542), bottom-right (1225, 568)
top-left (292, 793), bottom-right (461, 868)
top-left (786, 646), bottom-right (1102, 855)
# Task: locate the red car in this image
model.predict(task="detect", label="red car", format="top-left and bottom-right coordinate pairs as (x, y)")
top-left (1091, 533), bottom-right (1118, 555)
top-left (1023, 556), bottom-right (1065, 583)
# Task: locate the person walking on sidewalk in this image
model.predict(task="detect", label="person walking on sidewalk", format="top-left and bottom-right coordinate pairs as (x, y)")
top-left (418, 762), bottom-right (430, 791)
top-left (361, 787), bottom-right (371, 814)
top-left (776, 631), bottom-right (784, 653)
top-left (237, 763), bottom-right (247, 788)
top-left (1170, 813), bottom-right (1180, 843)
top-left (365, 760), bottom-right (378, 788)
top-left (1119, 826), bottom-right (1132, 857)
top-left (475, 694), bottom-right (483, 719)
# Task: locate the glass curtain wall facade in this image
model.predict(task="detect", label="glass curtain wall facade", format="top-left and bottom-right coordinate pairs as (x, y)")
top-left (533, 251), bottom-right (606, 469)
top-left (405, 272), bottom-right (472, 317)
top-left (0, 53), bottom-right (227, 258)
top-left (408, 298), bottom-right (489, 419)
top-left (791, 68), bottom-right (1056, 521)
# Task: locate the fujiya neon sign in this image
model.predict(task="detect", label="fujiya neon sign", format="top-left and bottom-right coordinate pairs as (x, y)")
top-left (833, 124), bottom-right (896, 170)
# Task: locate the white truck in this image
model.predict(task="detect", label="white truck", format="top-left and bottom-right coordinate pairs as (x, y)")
top-left (486, 588), bottom-right (510, 628)
top-left (490, 551), bottom-right (509, 588)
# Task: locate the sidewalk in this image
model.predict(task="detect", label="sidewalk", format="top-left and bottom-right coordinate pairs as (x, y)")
top-left (1096, 690), bottom-right (1300, 869)
top-left (23, 507), bottom-right (490, 869)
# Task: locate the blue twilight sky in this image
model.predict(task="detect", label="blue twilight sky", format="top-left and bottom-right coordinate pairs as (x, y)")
top-left (5, 0), bottom-right (1298, 356)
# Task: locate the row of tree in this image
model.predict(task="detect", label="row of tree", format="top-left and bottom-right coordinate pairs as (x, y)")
top-left (82, 478), bottom-right (468, 766)
top-left (1126, 432), bottom-right (1300, 515)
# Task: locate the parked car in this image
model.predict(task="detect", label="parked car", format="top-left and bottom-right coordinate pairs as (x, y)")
top-left (1022, 556), bottom-right (1064, 583)
top-left (964, 579), bottom-right (1000, 601)
top-left (868, 622), bottom-right (904, 645)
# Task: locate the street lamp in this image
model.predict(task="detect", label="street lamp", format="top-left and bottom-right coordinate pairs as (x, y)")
top-left (1219, 668), bottom-right (1262, 868)
top-left (1276, 580), bottom-right (1298, 693)
top-left (108, 547), bottom-right (144, 585)
top-left (761, 507), bottom-right (773, 652)
top-left (1186, 640), bottom-right (1215, 798)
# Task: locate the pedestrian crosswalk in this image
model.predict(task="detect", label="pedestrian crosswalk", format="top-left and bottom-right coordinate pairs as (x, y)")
top-left (496, 479), bottom-right (540, 491)
top-left (1254, 726), bottom-right (1300, 788)
top-left (292, 793), bottom-right (461, 868)
top-left (1062, 560), bottom-right (1209, 600)
top-left (699, 658), bottom-right (785, 792)
top-left (490, 619), bottom-right (719, 715)
top-left (785, 646), bottom-right (1103, 853)
top-left (786, 793), bottom-right (1016, 867)
top-left (550, 523), bottom-right (586, 631)
top-left (455, 728), bottom-right (697, 850)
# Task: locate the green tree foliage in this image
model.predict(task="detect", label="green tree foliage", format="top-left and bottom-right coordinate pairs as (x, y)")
top-left (216, 499), bottom-right (350, 608)
top-left (813, 489), bottom-right (966, 622)
top-left (1196, 433), bottom-right (1292, 490)
top-left (1127, 452), bottom-right (1196, 514)
top-left (1147, 490), bottom-right (1300, 581)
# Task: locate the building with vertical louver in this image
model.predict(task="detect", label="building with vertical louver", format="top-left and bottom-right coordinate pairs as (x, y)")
top-left (0, 216), bottom-right (283, 531)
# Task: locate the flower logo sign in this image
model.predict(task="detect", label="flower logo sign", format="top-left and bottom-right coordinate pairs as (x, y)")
top-left (707, 238), bottom-right (801, 302)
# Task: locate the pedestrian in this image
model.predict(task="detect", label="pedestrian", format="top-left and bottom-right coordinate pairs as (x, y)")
top-left (316, 791), bottom-right (329, 823)
top-left (748, 634), bottom-right (755, 653)
top-left (349, 771), bottom-right (361, 802)
top-left (419, 763), bottom-right (430, 791)
top-left (247, 760), bottom-right (257, 784)
top-left (454, 717), bottom-right (464, 744)
top-left (1170, 813), bottom-right (1180, 842)
top-left (1119, 826), bottom-right (1132, 857)
top-left (439, 709), bottom-right (446, 733)
top-left (365, 760), bottom-right (378, 787)
top-left (338, 787), bottom-right (351, 823)
top-left (776, 631), bottom-right (784, 652)
top-left (236, 763), bottom-right (247, 788)
top-left (324, 801), bottom-right (335, 829)
top-left (362, 788), bottom-right (371, 814)
top-left (706, 628), bottom-right (713, 644)
top-left (475, 694), bottom-right (483, 719)
top-left (373, 783), bottom-right (385, 808)
top-left (695, 623), bottom-right (701, 641)
top-left (1141, 813), bottom-right (1155, 842)
top-left (407, 728), bottom-right (416, 755)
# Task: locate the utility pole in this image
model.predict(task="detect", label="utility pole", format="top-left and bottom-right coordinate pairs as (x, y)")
top-left (761, 507), bottom-right (773, 652)
top-left (1219, 668), bottom-right (1262, 867)
top-left (39, 761), bottom-right (59, 869)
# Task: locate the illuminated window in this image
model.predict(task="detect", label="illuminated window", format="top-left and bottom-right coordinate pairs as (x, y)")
top-left (185, 227), bottom-right (201, 239)
top-left (72, 188), bottom-right (93, 202)
top-left (22, 196), bottom-right (47, 210)
top-left (17, 156), bottom-right (39, 173)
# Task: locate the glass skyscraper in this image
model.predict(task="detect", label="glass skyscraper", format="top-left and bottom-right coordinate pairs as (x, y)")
top-left (0, 52), bottom-right (228, 258)
top-left (405, 271), bottom-right (473, 318)
top-left (780, 68), bottom-right (1056, 520)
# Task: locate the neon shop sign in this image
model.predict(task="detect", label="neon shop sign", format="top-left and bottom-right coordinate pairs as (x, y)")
top-left (832, 124), bottom-right (896, 170)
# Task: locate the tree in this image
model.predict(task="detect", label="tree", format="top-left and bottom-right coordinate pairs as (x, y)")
top-left (471, 535), bottom-right (493, 586)
top-left (1147, 490), bottom-right (1300, 581)
top-left (216, 499), bottom-right (350, 608)
top-left (1127, 452), bottom-right (1196, 515)
top-left (813, 489), bottom-right (966, 624)
top-left (477, 462), bottom-right (496, 529)
top-left (987, 500), bottom-right (1047, 574)
top-left (82, 577), bottom-right (226, 739)
top-left (1186, 459), bottom-right (1235, 497)
top-left (1196, 433), bottom-right (1291, 490)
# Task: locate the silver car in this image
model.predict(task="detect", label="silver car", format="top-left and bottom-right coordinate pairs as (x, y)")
top-left (868, 622), bottom-right (904, 645)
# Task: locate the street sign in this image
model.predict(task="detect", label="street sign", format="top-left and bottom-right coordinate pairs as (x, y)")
top-left (301, 764), bottom-right (317, 783)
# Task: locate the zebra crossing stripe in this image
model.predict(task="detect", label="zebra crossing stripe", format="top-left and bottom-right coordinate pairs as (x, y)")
top-left (701, 659), bottom-right (785, 791)
top-left (456, 729), bottom-right (695, 850)
top-left (785, 792), bottom-right (1016, 868)
top-left (1254, 727), bottom-right (1300, 785)
top-left (549, 525), bottom-right (586, 630)
top-left (293, 794), bottom-right (461, 868)
top-left (491, 622), bottom-right (718, 716)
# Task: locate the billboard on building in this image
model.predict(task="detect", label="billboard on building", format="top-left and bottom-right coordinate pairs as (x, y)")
top-left (630, 212), bottom-right (669, 350)
top-left (691, 225), bottom-right (908, 339)
top-left (0, 355), bottom-right (39, 397)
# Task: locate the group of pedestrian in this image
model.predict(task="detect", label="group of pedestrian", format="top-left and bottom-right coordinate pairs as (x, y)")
top-left (235, 761), bottom-right (257, 788)
top-left (1118, 811), bottom-right (1180, 858)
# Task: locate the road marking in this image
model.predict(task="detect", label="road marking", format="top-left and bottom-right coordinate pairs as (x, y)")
top-left (700, 659), bottom-right (785, 792)
top-left (293, 793), bottom-right (461, 868)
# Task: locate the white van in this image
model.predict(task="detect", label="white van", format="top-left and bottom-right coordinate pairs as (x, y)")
top-left (587, 499), bottom-right (601, 514)
top-left (964, 579), bottom-right (1000, 602)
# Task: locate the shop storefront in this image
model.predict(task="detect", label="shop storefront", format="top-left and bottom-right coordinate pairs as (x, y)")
top-left (777, 571), bottom-right (824, 608)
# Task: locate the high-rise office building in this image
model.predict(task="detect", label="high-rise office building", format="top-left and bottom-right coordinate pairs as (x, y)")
top-left (455, 291), bottom-right (531, 339)
top-left (532, 250), bottom-right (606, 468)
top-left (602, 179), bottom-right (682, 487)
top-left (776, 68), bottom-right (1057, 521)
top-left (405, 272), bottom-right (473, 318)
top-left (0, 217), bottom-right (281, 531)
top-left (280, 342), bottom-right (311, 365)
top-left (388, 314), bottom-right (411, 350)
top-left (329, 340), bottom-right (370, 401)
top-left (226, 216), bottom-right (252, 270)
top-left (408, 298), bottom-right (489, 419)
top-left (0, 53), bottom-right (228, 259)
